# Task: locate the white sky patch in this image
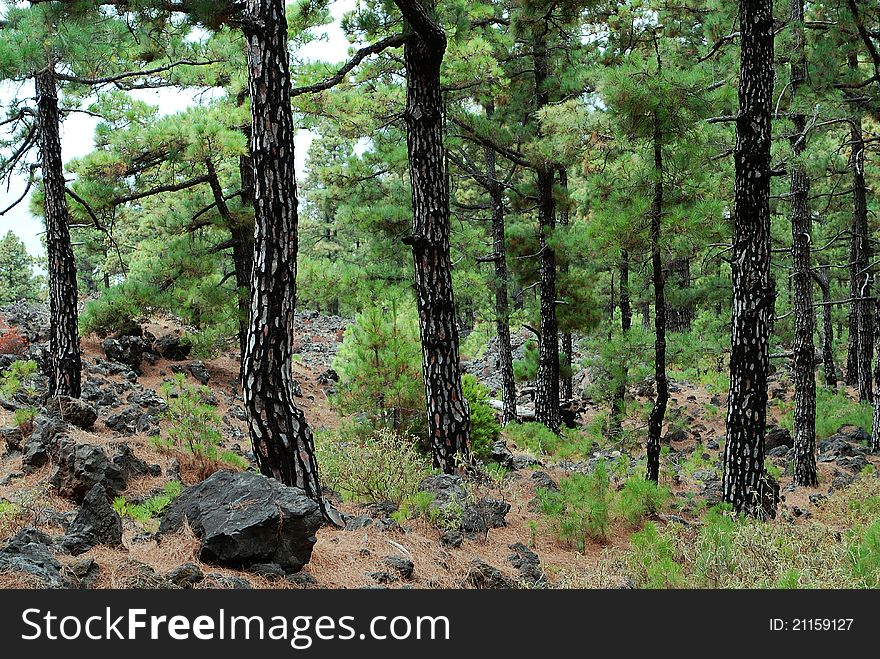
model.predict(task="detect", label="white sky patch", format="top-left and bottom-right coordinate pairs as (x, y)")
top-left (0, 0), bottom-right (357, 258)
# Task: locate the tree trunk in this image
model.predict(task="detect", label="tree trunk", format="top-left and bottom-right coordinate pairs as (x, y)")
top-left (845, 54), bottom-right (873, 400)
top-left (872, 282), bottom-right (880, 452)
top-left (485, 103), bottom-right (517, 425)
top-left (609, 250), bottom-right (631, 437)
top-left (241, 0), bottom-right (335, 522)
top-left (533, 25), bottom-right (561, 433)
top-left (36, 65), bottom-right (82, 398)
top-left (666, 257), bottom-right (693, 332)
top-left (814, 263), bottom-right (837, 387)
top-left (397, 0), bottom-right (471, 472)
top-left (723, 0), bottom-right (778, 517)
top-left (788, 0), bottom-right (817, 487)
top-left (646, 113), bottom-right (667, 483)
top-left (558, 167), bottom-right (573, 401)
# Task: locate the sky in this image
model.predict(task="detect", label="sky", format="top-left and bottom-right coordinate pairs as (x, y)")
top-left (0, 0), bottom-right (356, 258)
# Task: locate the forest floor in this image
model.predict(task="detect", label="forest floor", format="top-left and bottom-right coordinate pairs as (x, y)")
top-left (1, 307), bottom-right (879, 589)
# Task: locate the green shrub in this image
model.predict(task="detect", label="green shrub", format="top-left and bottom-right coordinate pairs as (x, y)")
top-left (627, 522), bottom-right (685, 588)
top-left (13, 406), bottom-right (36, 434)
top-left (514, 340), bottom-right (573, 384)
top-left (0, 359), bottom-right (38, 399)
top-left (79, 284), bottom-right (148, 337)
top-left (332, 301), bottom-right (425, 435)
top-left (317, 428), bottom-right (432, 505)
top-left (154, 374), bottom-right (242, 471)
top-left (504, 422), bottom-right (593, 459)
top-left (538, 460), bottom-right (611, 548)
top-left (461, 374), bottom-right (500, 459)
top-left (113, 481), bottom-right (182, 528)
top-left (616, 476), bottom-right (670, 526)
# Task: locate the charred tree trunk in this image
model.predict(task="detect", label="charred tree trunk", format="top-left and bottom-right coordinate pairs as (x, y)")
top-left (397, 0), bottom-right (471, 472)
top-left (845, 53), bottom-right (873, 400)
top-left (485, 103), bottom-right (517, 425)
top-left (36, 65), bottom-right (81, 398)
top-left (241, 0), bottom-right (335, 521)
top-left (646, 113), bottom-right (667, 483)
top-left (666, 257), bottom-right (693, 332)
top-left (788, 0), bottom-right (817, 487)
top-left (609, 250), bottom-right (632, 437)
top-left (813, 263), bottom-right (837, 387)
top-left (533, 25), bottom-right (561, 433)
top-left (723, 0), bottom-right (778, 517)
top-left (873, 281), bottom-right (880, 452)
top-left (558, 167), bottom-right (573, 401)
top-left (640, 299), bottom-right (651, 331)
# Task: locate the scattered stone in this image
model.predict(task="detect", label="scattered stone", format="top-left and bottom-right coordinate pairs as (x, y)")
top-left (159, 471), bottom-right (322, 573)
top-left (418, 474), bottom-right (468, 511)
top-left (461, 498), bottom-right (510, 536)
top-left (663, 428), bottom-right (688, 443)
top-left (344, 516), bottom-right (373, 531)
top-left (706, 438), bottom-right (719, 450)
top-left (45, 396), bottom-right (98, 430)
top-left (153, 335), bottom-right (191, 361)
top-left (166, 563), bottom-right (205, 588)
top-left (101, 336), bottom-right (146, 372)
top-left (286, 572), bottom-right (318, 587)
top-left (531, 470), bottom-right (558, 492)
top-left (0, 528), bottom-right (64, 588)
top-left (187, 361), bottom-right (211, 385)
top-left (465, 558), bottom-right (515, 589)
top-left (767, 445), bottom-right (790, 458)
top-left (369, 571), bottom-right (397, 584)
top-left (1, 426), bottom-right (24, 453)
top-left (112, 443), bottom-right (160, 480)
top-left (250, 563), bottom-right (286, 579)
top-left (490, 440), bottom-right (515, 468)
top-left (50, 440), bottom-right (126, 503)
top-left (765, 425), bottom-right (793, 451)
top-left (440, 530), bottom-right (463, 548)
top-left (21, 415), bottom-right (67, 473)
top-left (64, 558), bottom-right (100, 589)
top-left (203, 573), bottom-right (252, 589)
top-left (59, 483), bottom-right (123, 555)
top-left (382, 555), bottom-right (414, 580)
top-left (507, 543), bottom-right (546, 586)
top-left (105, 405), bottom-right (156, 434)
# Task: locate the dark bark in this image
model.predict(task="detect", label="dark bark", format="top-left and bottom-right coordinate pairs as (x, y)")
top-left (240, 0), bottom-right (335, 522)
top-left (666, 257), bottom-right (693, 332)
top-left (814, 263), bottom-right (837, 387)
top-left (558, 167), bottom-right (573, 401)
top-left (788, 0), bottom-right (817, 487)
top-left (532, 25), bottom-right (561, 433)
top-left (36, 65), bottom-right (82, 398)
top-left (873, 282), bottom-right (880, 452)
top-left (609, 250), bottom-right (631, 437)
top-left (485, 102), bottom-right (517, 425)
top-left (845, 57), bottom-right (873, 401)
top-left (397, 0), bottom-right (471, 472)
top-left (646, 114), bottom-right (667, 483)
top-left (640, 299), bottom-right (651, 331)
top-left (723, 0), bottom-right (778, 516)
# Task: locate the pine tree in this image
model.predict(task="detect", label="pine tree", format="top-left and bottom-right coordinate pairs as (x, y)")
top-left (723, 0), bottom-right (778, 517)
top-left (0, 231), bottom-right (42, 304)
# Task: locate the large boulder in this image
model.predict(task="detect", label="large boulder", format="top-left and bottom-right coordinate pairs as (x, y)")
top-left (50, 440), bottom-right (126, 503)
top-left (46, 395), bottom-right (98, 430)
top-left (159, 471), bottom-right (322, 573)
top-left (60, 483), bottom-right (123, 555)
top-left (0, 528), bottom-right (64, 588)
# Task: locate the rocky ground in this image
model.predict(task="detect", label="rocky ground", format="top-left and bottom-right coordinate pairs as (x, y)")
top-left (0, 301), bottom-right (877, 589)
